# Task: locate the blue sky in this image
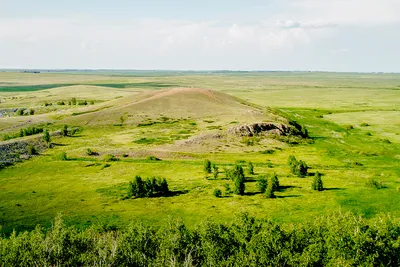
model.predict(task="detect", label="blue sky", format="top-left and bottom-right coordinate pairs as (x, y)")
top-left (1, 0), bottom-right (400, 72)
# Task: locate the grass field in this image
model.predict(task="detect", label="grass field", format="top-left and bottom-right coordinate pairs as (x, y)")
top-left (0, 71), bottom-right (399, 235)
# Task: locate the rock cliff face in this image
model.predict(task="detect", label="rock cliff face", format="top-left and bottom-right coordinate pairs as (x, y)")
top-left (227, 122), bottom-right (306, 137)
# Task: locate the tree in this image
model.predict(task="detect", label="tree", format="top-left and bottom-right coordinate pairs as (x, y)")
top-left (295, 160), bottom-right (308, 177)
top-left (270, 174), bottom-right (280, 191)
top-left (27, 145), bottom-right (37, 155)
top-left (129, 176), bottom-right (146, 198)
top-left (29, 109), bottom-right (35, 115)
top-left (212, 164), bottom-right (219, 179)
top-left (120, 116), bottom-right (125, 126)
top-left (247, 162), bottom-right (254, 175)
top-left (71, 98), bottom-right (77, 105)
top-left (204, 159), bottom-right (212, 174)
top-left (61, 125), bottom-right (68, 137)
top-left (234, 173), bottom-right (245, 195)
top-left (256, 175), bottom-right (268, 193)
top-left (159, 178), bottom-right (169, 195)
top-left (312, 172), bottom-right (324, 191)
top-left (265, 178), bottom-right (275, 198)
top-left (43, 130), bottom-right (51, 145)
top-left (16, 109), bottom-right (24, 116)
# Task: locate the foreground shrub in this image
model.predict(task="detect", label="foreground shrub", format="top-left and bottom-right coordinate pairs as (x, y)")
top-left (0, 212), bottom-right (399, 266)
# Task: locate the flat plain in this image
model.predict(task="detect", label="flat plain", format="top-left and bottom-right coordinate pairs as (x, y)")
top-left (0, 71), bottom-right (399, 234)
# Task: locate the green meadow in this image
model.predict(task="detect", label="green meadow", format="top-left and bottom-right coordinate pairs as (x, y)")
top-left (0, 71), bottom-right (399, 235)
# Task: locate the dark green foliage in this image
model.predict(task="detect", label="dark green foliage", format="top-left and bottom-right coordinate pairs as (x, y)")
top-left (344, 124), bottom-right (354, 130)
top-left (61, 125), bottom-right (68, 137)
top-left (247, 162), bottom-right (254, 175)
top-left (57, 152), bottom-right (68, 161)
top-left (213, 188), bottom-right (222, 198)
top-left (6, 126), bottom-right (45, 140)
top-left (288, 155), bottom-right (308, 177)
top-left (27, 145), bottom-right (37, 155)
top-left (43, 130), bottom-right (51, 144)
top-left (29, 109), bottom-right (35, 115)
top-left (57, 101), bottom-right (65, 105)
top-left (265, 179), bottom-right (275, 198)
top-left (366, 178), bottom-right (383, 189)
top-left (129, 176), bottom-right (169, 198)
top-left (0, 213), bottom-right (399, 266)
top-left (77, 100), bottom-right (88, 106)
top-left (146, 155), bottom-right (161, 161)
top-left (234, 172), bottom-right (245, 195)
top-left (256, 175), bottom-right (268, 193)
top-left (226, 164), bottom-right (245, 181)
top-left (212, 164), bottom-right (219, 179)
top-left (204, 159), bottom-right (212, 174)
top-left (103, 154), bottom-right (118, 162)
top-left (86, 148), bottom-right (98, 156)
top-left (71, 98), bottom-right (77, 105)
top-left (16, 109), bottom-right (24, 116)
top-left (224, 183), bottom-right (232, 195)
top-left (312, 172), bottom-right (324, 191)
top-left (270, 173), bottom-right (280, 191)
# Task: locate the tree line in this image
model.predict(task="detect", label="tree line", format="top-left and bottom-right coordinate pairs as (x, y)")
top-left (0, 212), bottom-right (398, 266)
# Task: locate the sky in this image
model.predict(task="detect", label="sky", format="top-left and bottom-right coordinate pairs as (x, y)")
top-left (1, 0), bottom-right (400, 72)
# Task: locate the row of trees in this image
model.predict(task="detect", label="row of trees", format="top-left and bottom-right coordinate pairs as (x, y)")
top-left (129, 176), bottom-right (169, 198)
top-left (0, 212), bottom-right (398, 266)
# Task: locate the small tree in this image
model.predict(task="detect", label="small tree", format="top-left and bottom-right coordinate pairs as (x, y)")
top-left (295, 160), bottom-right (308, 177)
top-left (270, 174), bottom-right (280, 191)
top-left (257, 175), bottom-right (268, 193)
top-left (159, 178), bottom-right (169, 195)
top-left (204, 159), bottom-right (212, 174)
top-left (71, 98), bottom-right (77, 105)
top-left (234, 173), bottom-right (245, 195)
top-left (247, 162), bottom-right (254, 175)
top-left (43, 130), bottom-right (51, 145)
top-left (129, 175), bottom-right (146, 198)
top-left (265, 178), bottom-right (275, 199)
top-left (27, 145), bottom-right (37, 155)
top-left (61, 125), bottom-right (68, 137)
top-left (312, 172), bottom-right (324, 191)
top-left (16, 109), bottom-right (24, 116)
top-left (212, 164), bottom-right (219, 179)
top-left (120, 116), bottom-right (125, 126)
top-left (29, 109), bottom-right (35, 115)
top-left (224, 183), bottom-right (232, 195)
top-left (213, 188), bottom-right (222, 198)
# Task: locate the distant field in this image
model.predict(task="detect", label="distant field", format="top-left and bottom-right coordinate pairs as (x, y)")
top-left (0, 71), bottom-right (399, 234)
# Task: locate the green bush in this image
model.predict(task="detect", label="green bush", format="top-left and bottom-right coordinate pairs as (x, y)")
top-left (204, 159), bottom-right (212, 174)
top-left (147, 155), bottom-right (161, 161)
top-left (16, 109), bottom-right (24, 116)
top-left (213, 188), bottom-right (222, 198)
top-left (256, 175), bottom-right (268, 193)
top-left (27, 145), bottom-right (38, 155)
top-left (86, 148), bottom-right (98, 156)
top-left (129, 176), bottom-right (169, 198)
top-left (366, 178), bottom-right (383, 189)
top-left (288, 155), bottom-right (308, 177)
top-left (61, 125), bottom-right (68, 137)
top-left (212, 164), bottom-right (219, 179)
top-left (312, 172), bottom-right (324, 191)
top-left (43, 130), bottom-right (51, 144)
top-left (224, 183), bottom-right (232, 195)
top-left (103, 154), bottom-right (118, 162)
top-left (247, 162), bottom-right (254, 175)
top-left (270, 174), bottom-right (280, 191)
top-left (57, 152), bottom-right (68, 161)
top-left (29, 109), bottom-right (35, 115)
top-left (265, 178), bottom-right (275, 199)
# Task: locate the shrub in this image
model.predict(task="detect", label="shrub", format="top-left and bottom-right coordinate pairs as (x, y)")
top-left (27, 145), bottom-right (38, 155)
top-left (213, 188), bottom-right (222, 198)
top-left (312, 172), bottom-right (324, 191)
top-left (270, 174), bottom-right (280, 191)
top-left (288, 155), bottom-right (308, 177)
top-left (147, 155), bottom-right (161, 161)
top-left (57, 152), bottom-right (68, 161)
top-left (29, 109), bottom-right (35, 115)
top-left (89, 100), bottom-right (95, 105)
top-left (86, 148), bottom-right (98, 156)
top-left (204, 159), bottom-right (212, 174)
top-left (43, 129), bottom-right (51, 144)
top-left (129, 176), bottom-right (169, 198)
top-left (212, 164), bottom-right (219, 179)
top-left (61, 125), bottom-right (68, 137)
top-left (265, 179), bottom-right (275, 199)
top-left (57, 101), bottom-right (65, 105)
top-left (234, 172), bottom-right (245, 195)
top-left (120, 116), bottom-right (125, 126)
top-left (103, 154), bottom-right (118, 162)
top-left (256, 175), bottom-right (268, 193)
top-left (247, 162), bottom-right (254, 175)
top-left (360, 122), bottom-right (370, 127)
top-left (78, 100), bottom-right (88, 106)
top-left (226, 164), bottom-right (245, 181)
top-left (366, 178), bottom-right (383, 189)
top-left (16, 109), bottom-right (24, 116)
top-left (71, 98), bottom-right (77, 105)
top-left (343, 124), bottom-right (354, 130)
top-left (224, 183), bottom-right (232, 195)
